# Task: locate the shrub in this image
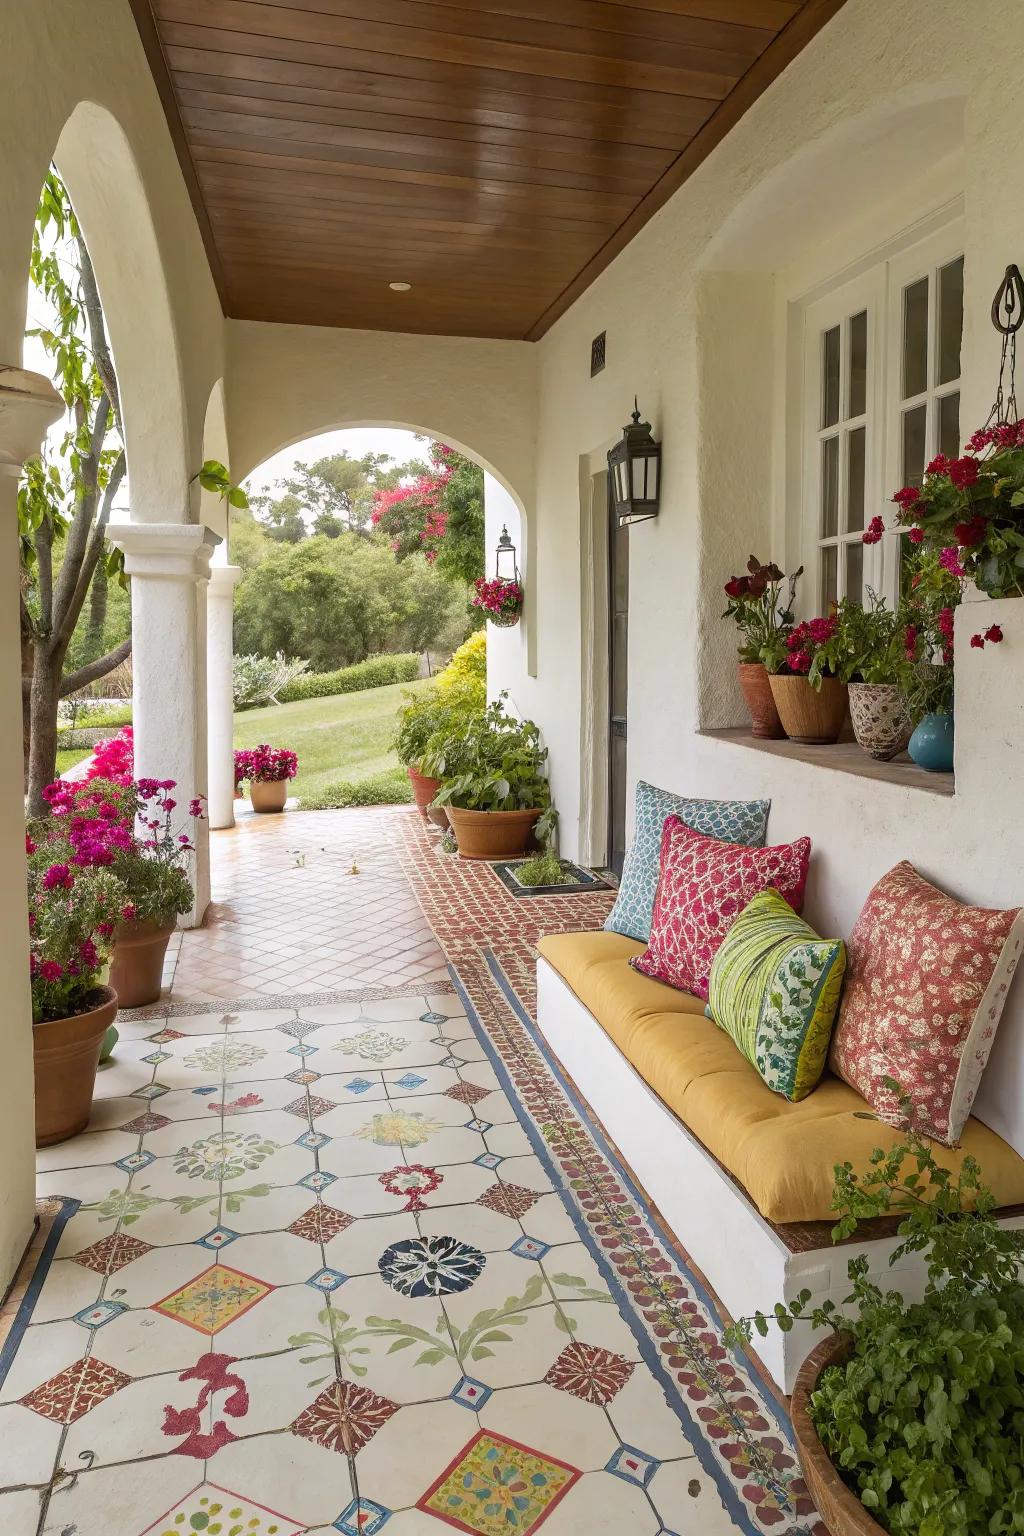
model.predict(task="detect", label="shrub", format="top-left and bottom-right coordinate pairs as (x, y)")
top-left (233, 652), bottom-right (311, 708)
top-left (84, 727), bottom-right (134, 785)
top-left (426, 694), bottom-right (556, 843)
top-left (394, 681), bottom-right (484, 769)
top-left (299, 768), bottom-right (412, 810)
top-left (515, 851), bottom-right (572, 887)
top-left (278, 653), bottom-right (421, 703)
top-left (436, 631), bottom-right (486, 695)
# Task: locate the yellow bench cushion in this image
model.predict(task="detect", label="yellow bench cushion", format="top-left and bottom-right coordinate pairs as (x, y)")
top-left (537, 930), bottom-right (1024, 1224)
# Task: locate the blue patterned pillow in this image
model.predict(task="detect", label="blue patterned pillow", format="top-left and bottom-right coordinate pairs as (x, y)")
top-left (605, 782), bottom-right (771, 942)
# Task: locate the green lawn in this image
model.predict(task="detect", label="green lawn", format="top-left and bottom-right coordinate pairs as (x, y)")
top-left (53, 678), bottom-right (430, 802)
top-left (234, 678), bottom-right (430, 801)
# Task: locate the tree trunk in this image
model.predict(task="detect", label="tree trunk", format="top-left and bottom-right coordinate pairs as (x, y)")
top-left (82, 558), bottom-right (108, 664)
top-left (27, 649), bottom-right (64, 819)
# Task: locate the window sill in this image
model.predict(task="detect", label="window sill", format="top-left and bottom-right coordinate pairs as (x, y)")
top-left (699, 728), bottom-right (955, 798)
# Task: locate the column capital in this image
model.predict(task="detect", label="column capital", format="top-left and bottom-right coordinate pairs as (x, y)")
top-left (0, 366), bottom-right (64, 477)
top-left (107, 522), bottom-right (221, 581)
top-left (208, 563), bottom-right (243, 597)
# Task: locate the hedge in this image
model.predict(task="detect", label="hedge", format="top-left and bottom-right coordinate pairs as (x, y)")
top-left (299, 767), bottom-right (412, 810)
top-left (278, 652), bottom-right (421, 703)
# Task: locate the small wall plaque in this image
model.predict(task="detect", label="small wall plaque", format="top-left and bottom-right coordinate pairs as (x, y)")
top-left (590, 331), bottom-right (606, 377)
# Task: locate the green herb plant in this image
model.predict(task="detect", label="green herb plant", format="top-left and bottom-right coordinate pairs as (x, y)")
top-left (424, 694), bottom-right (556, 845)
top-left (515, 850), bottom-right (571, 887)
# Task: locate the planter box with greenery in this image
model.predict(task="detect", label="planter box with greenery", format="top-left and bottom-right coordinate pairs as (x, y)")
top-left (727, 1119), bottom-right (1024, 1536)
top-left (424, 696), bottom-right (556, 860)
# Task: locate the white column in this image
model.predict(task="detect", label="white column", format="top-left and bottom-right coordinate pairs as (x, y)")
top-left (0, 366), bottom-right (64, 1291)
top-left (108, 523), bottom-right (219, 927)
top-left (207, 564), bottom-right (241, 830)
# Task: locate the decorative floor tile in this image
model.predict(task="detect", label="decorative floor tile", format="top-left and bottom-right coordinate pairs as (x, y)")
top-left (139, 1482), bottom-right (304, 1536)
top-left (115, 1150), bottom-right (156, 1173)
top-left (21, 1356), bottom-right (131, 1424)
top-left (444, 1081), bottom-right (492, 1106)
top-left (148, 1028), bottom-right (186, 1044)
top-left (277, 1018), bottom-right (321, 1040)
top-left (417, 1430), bottom-right (580, 1535)
top-left (509, 1236), bottom-right (550, 1263)
top-left (477, 1183), bottom-right (540, 1221)
top-left (296, 1129), bottom-right (332, 1151)
top-left (72, 1231), bottom-right (153, 1275)
top-left (464, 1118), bottom-right (492, 1134)
top-left (333, 1496), bottom-right (392, 1535)
top-left (450, 1376), bottom-right (493, 1412)
top-left (307, 1266), bottom-right (348, 1293)
top-left (545, 1344), bottom-right (635, 1406)
top-left (287, 1204), bottom-right (353, 1244)
top-left (288, 1042), bottom-right (318, 1057)
top-left (73, 1299), bottom-right (128, 1330)
top-left (474, 1152), bottom-right (504, 1172)
top-left (286, 1094), bottom-right (336, 1119)
top-left (378, 1164), bottom-right (442, 1212)
top-left (196, 1225), bottom-right (240, 1251)
top-left (605, 1443), bottom-right (660, 1488)
top-left (120, 1110), bottom-right (172, 1135)
top-left (344, 1077), bottom-right (376, 1095)
top-left (153, 1263), bottom-right (273, 1335)
top-left (141, 1049), bottom-right (172, 1065)
top-left (130, 1082), bottom-right (169, 1101)
top-left (286, 1068), bottom-right (322, 1086)
top-left (438, 1055), bottom-right (467, 1069)
top-left (299, 1170), bottom-right (337, 1193)
top-left (393, 1072), bottom-right (427, 1090)
top-left (291, 1380), bottom-right (399, 1456)
top-left (378, 1236), bottom-right (486, 1298)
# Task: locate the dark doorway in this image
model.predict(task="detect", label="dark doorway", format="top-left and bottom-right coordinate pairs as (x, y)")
top-left (608, 485), bottom-right (629, 876)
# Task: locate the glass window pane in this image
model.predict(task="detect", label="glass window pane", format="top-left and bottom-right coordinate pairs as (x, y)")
top-left (844, 540), bottom-right (863, 605)
top-left (902, 276), bottom-right (929, 399)
top-left (846, 425), bottom-right (866, 531)
top-left (939, 391), bottom-right (960, 460)
top-left (821, 545), bottom-right (838, 610)
top-left (901, 402), bottom-right (927, 488)
top-left (937, 257), bottom-right (964, 385)
top-left (848, 310), bottom-right (867, 418)
top-left (822, 325), bottom-right (840, 428)
top-left (821, 435), bottom-right (839, 537)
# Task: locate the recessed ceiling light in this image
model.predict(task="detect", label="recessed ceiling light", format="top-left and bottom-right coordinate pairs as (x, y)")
top-left (389, 281), bottom-right (412, 292)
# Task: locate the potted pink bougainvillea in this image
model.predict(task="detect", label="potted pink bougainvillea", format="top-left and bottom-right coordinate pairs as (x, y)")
top-left (472, 575), bottom-right (523, 629)
top-left (234, 744), bottom-right (298, 813)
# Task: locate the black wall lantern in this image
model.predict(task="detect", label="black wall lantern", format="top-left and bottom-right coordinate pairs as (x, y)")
top-left (494, 525), bottom-right (519, 581)
top-left (608, 398), bottom-right (661, 526)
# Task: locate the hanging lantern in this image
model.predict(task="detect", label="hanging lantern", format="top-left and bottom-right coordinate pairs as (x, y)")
top-left (608, 398), bottom-right (661, 526)
top-left (494, 525), bottom-right (519, 581)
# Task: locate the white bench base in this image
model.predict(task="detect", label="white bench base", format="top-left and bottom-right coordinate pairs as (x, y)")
top-left (535, 956), bottom-right (1024, 1394)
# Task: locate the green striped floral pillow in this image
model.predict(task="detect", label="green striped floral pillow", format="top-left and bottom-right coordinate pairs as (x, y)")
top-left (706, 889), bottom-right (846, 1102)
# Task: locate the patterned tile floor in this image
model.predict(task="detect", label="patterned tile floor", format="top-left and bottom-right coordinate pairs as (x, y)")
top-left (2, 807), bottom-right (822, 1536)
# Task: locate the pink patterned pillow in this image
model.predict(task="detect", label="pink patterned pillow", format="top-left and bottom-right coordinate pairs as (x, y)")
top-left (630, 817), bottom-right (811, 1001)
top-left (829, 862), bottom-right (1024, 1145)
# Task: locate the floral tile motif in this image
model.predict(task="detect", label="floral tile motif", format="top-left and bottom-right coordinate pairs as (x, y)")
top-left (354, 1109), bottom-right (444, 1148)
top-left (544, 1343), bottom-right (635, 1406)
top-left (161, 1354), bottom-right (251, 1458)
top-left (287, 1204), bottom-right (353, 1244)
top-left (138, 1482), bottom-right (302, 1536)
top-left (417, 1430), bottom-right (580, 1535)
top-left (379, 1164), bottom-right (442, 1212)
top-left (378, 1236), bottom-right (486, 1298)
top-left (72, 1231), bottom-right (154, 1275)
top-left (153, 1264), bottom-right (273, 1335)
top-left (286, 1068), bottom-right (321, 1086)
top-left (120, 1111), bottom-right (172, 1135)
top-left (477, 1183), bottom-right (540, 1221)
top-left (184, 1040), bottom-right (268, 1073)
top-left (291, 1380), bottom-right (399, 1456)
top-left (285, 1094), bottom-right (336, 1119)
top-left (445, 1082), bottom-right (492, 1106)
top-left (332, 1028), bottom-right (409, 1063)
top-left (173, 1131), bottom-right (279, 1181)
top-left (333, 1496), bottom-right (392, 1535)
top-left (21, 1356), bottom-right (131, 1424)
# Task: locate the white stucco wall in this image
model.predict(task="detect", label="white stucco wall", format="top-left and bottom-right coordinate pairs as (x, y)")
top-left (486, 0), bottom-right (1024, 1064)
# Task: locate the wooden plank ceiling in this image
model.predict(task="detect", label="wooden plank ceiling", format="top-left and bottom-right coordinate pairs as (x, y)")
top-left (129, 0), bottom-right (846, 340)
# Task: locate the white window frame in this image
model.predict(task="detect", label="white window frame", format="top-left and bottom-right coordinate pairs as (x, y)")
top-left (795, 213), bottom-right (965, 612)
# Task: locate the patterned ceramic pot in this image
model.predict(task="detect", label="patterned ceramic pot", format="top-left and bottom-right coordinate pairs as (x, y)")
top-left (908, 711), bottom-right (954, 773)
top-left (847, 682), bottom-right (913, 761)
top-left (33, 986), bottom-right (118, 1146)
top-left (768, 674), bottom-right (848, 744)
top-left (737, 662), bottom-right (785, 739)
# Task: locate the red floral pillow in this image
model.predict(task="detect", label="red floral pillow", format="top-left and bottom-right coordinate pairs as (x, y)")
top-left (829, 862), bottom-right (1024, 1145)
top-left (630, 817), bottom-right (811, 1001)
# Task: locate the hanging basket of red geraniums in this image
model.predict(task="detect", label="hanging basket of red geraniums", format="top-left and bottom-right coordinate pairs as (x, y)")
top-left (472, 575), bottom-right (523, 629)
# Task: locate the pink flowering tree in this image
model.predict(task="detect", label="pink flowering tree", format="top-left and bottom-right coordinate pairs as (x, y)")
top-left (370, 442), bottom-right (485, 588)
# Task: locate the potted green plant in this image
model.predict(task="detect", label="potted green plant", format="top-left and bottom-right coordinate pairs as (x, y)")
top-left (394, 682), bottom-right (483, 819)
top-left (722, 557), bottom-right (802, 738)
top-left (893, 554), bottom-right (962, 773)
top-left (26, 824), bottom-right (124, 1145)
top-left (828, 596), bottom-right (915, 761)
top-left (424, 695), bottom-right (556, 859)
top-left (726, 1128), bottom-right (1024, 1536)
top-left (41, 776), bottom-right (201, 1007)
top-left (763, 610), bottom-right (850, 744)
top-left (234, 745), bottom-right (297, 812)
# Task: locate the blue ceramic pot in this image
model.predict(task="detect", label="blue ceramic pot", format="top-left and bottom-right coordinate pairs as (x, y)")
top-left (908, 712), bottom-right (954, 773)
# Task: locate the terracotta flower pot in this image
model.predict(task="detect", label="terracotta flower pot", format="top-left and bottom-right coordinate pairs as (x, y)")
top-left (33, 986), bottom-right (118, 1147)
top-left (737, 661), bottom-right (785, 739)
top-left (768, 674), bottom-right (849, 744)
top-left (445, 806), bottom-right (541, 860)
top-left (848, 682), bottom-right (913, 761)
top-left (250, 779), bottom-right (288, 813)
top-left (109, 918), bottom-right (175, 1009)
top-left (407, 765), bottom-right (442, 819)
top-left (791, 1334), bottom-right (883, 1536)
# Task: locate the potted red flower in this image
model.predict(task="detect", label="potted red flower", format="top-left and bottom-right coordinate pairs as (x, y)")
top-left (722, 557), bottom-right (801, 738)
top-left (26, 826), bottom-right (123, 1145)
top-left (471, 575), bottom-right (523, 629)
top-left (763, 611), bottom-right (849, 743)
top-left (234, 745), bottom-right (297, 812)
